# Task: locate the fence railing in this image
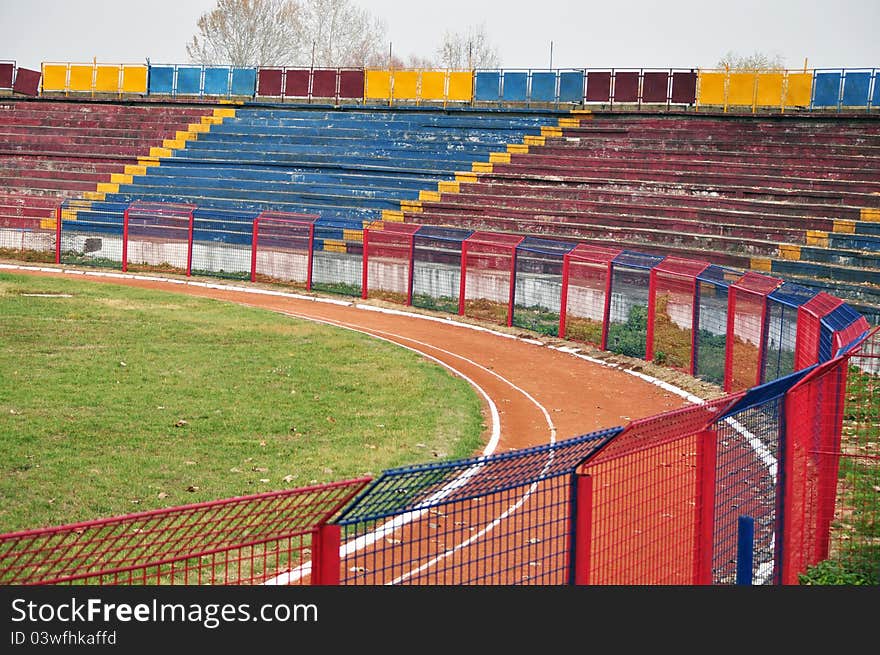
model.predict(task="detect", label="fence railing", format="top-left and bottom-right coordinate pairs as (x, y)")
top-left (13, 59), bottom-right (879, 111)
top-left (0, 60), bottom-right (41, 96)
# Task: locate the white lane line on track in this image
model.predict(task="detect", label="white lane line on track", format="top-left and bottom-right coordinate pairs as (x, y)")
top-left (249, 309), bottom-right (557, 585)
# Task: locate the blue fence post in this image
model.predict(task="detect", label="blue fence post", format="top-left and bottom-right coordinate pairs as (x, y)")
top-left (736, 515), bottom-right (755, 585)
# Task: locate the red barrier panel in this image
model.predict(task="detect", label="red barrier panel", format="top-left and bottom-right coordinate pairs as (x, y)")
top-left (613, 71), bottom-right (640, 103)
top-left (122, 201), bottom-right (196, 276)
top-left (795, 292), bottom-right (842, 369)
top-left (284, 69), bottom-right (310, 97)
top-left (257, 68), bottom-right (283, 96)
top-left (642, 71), bottom-right (670, 103)
top-left (585, 71), bottom-right (612, 102)
top-left (339, 70), bottom-right (365, 98)
top-left (311, 69), bottom-right (337, 98)
top-left (0, 62), bottom-right (14, 89)
top-left (12, 67), bottom-right (41, 96)
top-left (671, 71), bottom-right (697, 104)
top-left (251, 210), bottom-right (319, 287)
top-left (460, 231), bottom-right (524, 326)
top-left (362, 221), bottom-right (421, 303)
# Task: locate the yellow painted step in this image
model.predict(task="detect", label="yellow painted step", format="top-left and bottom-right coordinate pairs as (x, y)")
top-left (200, 115), bottom-right (224, 125)
top-left (382, 210), bottom-right (404, 222)
top-left (540, 126), bottom-right (562, 137)
top-left (861, 208), bottom-right (880, 222)
top-left (401, 200), bottom-right (422, 213)
top-left (40, 218), bottom-right (58, 230)
top-left (110, 173), bottom-right (133, 185)
top-left (833, 219), bottom-right (856, 234)
top-left (806, 230), bottom-right (829, 247)
top-left (455, 172), bottom-right (477, 183)
top-left (175, 130), bottom-right (198, 142)
top-left (489, 152), bottom-right (511, 164)
top-left (438, 180), bottom-right (460, 194)
top-left (523, 135), bottom-right (546, 146)
top-left (419, 190), bottom-right (441, 202)
top-left (471, 162), bottom-right (493, 174)
top-left (558, 117), bottom-right (581, 127)
top-left (137, 158), bottom-right (161, 168)
top-left (82, 191), bottom-right (105, 201)
top-left (162, 139), bottom-right (185, 150)
top-left (149, 147), bottom-right (172, 158)
top-left (124, 164), bottom-right (147, 176)
top-left (96, 182), bottom-right (119, 194)
top-left (750, 257), bottom-right (773, 272)
top-left (213, 107), bottom-right (236, 118)
top-left (188, 123), bottom-right (211, 133)
top-left (342, 229), bottom-right (363, 242)
top-left (323, 239), bottom-right (347, 253)
top-left (507, 143), bottom-right (529, 154)
top-left (778, 244), bottom-right (801, 260)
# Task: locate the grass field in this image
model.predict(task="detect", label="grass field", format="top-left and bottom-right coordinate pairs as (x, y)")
top-left (0, 272), bottom-right (485, 534)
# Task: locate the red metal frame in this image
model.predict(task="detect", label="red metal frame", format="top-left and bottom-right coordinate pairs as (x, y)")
top-left (558, 244), bottom-right (621, 348)
top-left (54, 204), bottom-right (62, 264)
top-left (458, 231), bottom-right (524, 326)
top-left (795, 292), bottom-right (843, 369)
top-left (250, 211), bottom-right (319, 288)
top-left (122, 201), bottom-right (197, 276)
top-left (694, 429), bottom-right (718, 584)
top-left (361, 222), bottom-right (421, 303)
top-left (724, 272), bottom-right (783, 392)
top-left (646, 257), bottom-right (709, 372)
top-left (572, 473), bottom-right (593, 585)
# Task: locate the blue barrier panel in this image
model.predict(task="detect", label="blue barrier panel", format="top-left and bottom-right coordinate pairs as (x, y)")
top-left (812, 72), bottom-right (841, 107)
top-left (203, 67), bottom-right (229, 95)
top-left (502, 72), bottom-right (528, 102)
top-left (230, 67), bottom-right (257, 96)
top-left (474, 71), bottom-right (501, 101)
top-left (873, 72), bottom-right (880, 107)
top-left (558, 71), bottom-right (584, 102)
top-left (176, 67), bottom-right (202, 95)
top-left (842, 71), bottom-right (871, 107)
top-left (530, 72), bottom-right (557, 102)
top-left (148, 66), bottom-right (174, 94)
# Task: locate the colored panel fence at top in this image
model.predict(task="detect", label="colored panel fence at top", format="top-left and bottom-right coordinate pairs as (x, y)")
top-left (0, 480), bottom-right (369, 585)
top-left (530, 72), bottom-right (557, 102)
top-left (94, 65), bottom-right (120, 92)
top-left (148, 66), bottom-right (175, 94)
top-left (842, 71), bottom-right (871, 107)
top-left (475, 71), bottom-right (501, 101)
top-left (12, 68), bottom-right (41, 96)
top-left (612, 72), bottom-right (639, 103)
top-left (336, 428), bottom-right (620, 585)
top-left (0, 62), bottom-right (13, 89)
top-left (559, 71), bottom-right (585, 102)
top-left (40, 64), bottom-right (68, 92)
top-left (784, 72), bottom-right (813, 107)
top-left (176, 67), bottom-right (203, 95)
top-left (365, 69), bottom-right (392, 101)
top-left (698, 71), bottom-right (726, 106)
top-left (671, 71), bottom-right (697, 104)
top-left (392, 70), bottom-right (419, 100)
top-left (755, 73), bottom-right (784, 107)
top-left (68, 64), bottom-right (93, 92)
top-left (511, 237), bottom-right (575, 336)
top-left (230, 67), bottom-right (257, 96)
top-left (812, 72), bottom-right (842, 107)
top-left (121, 65), bottom-right (148, 93)
top-left (203, 67), bottom-right (229, 95)
top-left (502, 72), bottom-right (528, 102)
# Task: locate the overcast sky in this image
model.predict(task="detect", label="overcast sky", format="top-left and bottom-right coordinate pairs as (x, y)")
top-left (2, 0), bottom-right (878, 72)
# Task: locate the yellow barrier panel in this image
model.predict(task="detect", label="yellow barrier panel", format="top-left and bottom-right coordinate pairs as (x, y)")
top-left (727, 72), bottom-right (757, 107)
top-left (393, 71), bottom-right (419, 100)
top-left (420, 71), bottom-right (446, 101)
top-left (365, 70), bottom-right (391, 100)
top-left (41, 64), bottom-right (68, 92)
top-left (94, 65), bottom-right (120, 92)
top-left (697, 72), bottom-right (726, 106)
top-left (447, 71), bottom-right (473, 101)
top-left (755, 73), bottom-right (784, 107)
top-left (121, 65), bottom-right (148, 93)
top-left (68, 64), bottom-right (94, 92)
top-left (784, 72), bottom-right (813, 107)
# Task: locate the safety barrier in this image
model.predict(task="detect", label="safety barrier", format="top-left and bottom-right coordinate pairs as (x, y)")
top-left (0, 61), bottom-right (41, 96)
top-left (19, 59), bottom-right (880, 110)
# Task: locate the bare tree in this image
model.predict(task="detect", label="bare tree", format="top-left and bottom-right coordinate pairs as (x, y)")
top-left (436, 23), bottom-right (501, 70)
top-left (187, 0), bottom-right (387, 68)
top-left (186, 0), bottom-right (302, 67)
top-left (716, 50), bottom-right (787, 71)
top-left (296, 0), bottom-right (387, 67)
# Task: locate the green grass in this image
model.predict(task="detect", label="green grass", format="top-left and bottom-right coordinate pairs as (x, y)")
top-left (0, 272), bottom-right (485, 533)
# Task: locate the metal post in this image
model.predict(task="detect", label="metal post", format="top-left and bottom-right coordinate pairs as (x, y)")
top-left (736, 515), bottom-right (755, 585)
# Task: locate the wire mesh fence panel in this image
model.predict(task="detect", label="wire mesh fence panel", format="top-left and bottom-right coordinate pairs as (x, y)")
top-left (58, 200), bottom-right (128, 269)
top-left (726, 272), bottom-right (782, 393)
top-left (796, 292), bottom-right (843, 369)
top-left (0, 480), bottom-right (369, 585)
top-left (764, 282), bottom-right (816, 383)
top-left (782, 357), bottom-right (849, 584)
top-left (251, 211), bottom-right (318, 288)
top-left (511, 237), bottom-right (574, 337)
top-left (0, 194), bottom-right (57, 259)
top-left (411, 226), bottom-right (471, 315)
top-left (607, 252), bottom-right (664, 359)
top-left (649, 258), bottom-right (707, 373)
top-left (336, 428), bottom-right (620, 585)
top-left (695, 266), bottom-right (741, 387)
top-left (560, 245), bottom-right (620, 347)
top-left (579, 398), bottom-right (734, 584)
top-left (190, 208), bottom-right (255, 280)
top-left (123, 201), bottom-right (196, 276)
top-left (363, 223), bottom-right (420, 305)
top-left (461, 232), bottom-right (523, 326)
top-left (310, 220), bottom-right (364, 297)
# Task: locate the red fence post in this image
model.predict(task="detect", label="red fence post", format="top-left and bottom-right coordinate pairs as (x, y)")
top-left (306, 223), bottom-right (315, 291)
top-left (458, 240), bottom-right (468, 316)
top-left (724, 287), bottom-right (737, 392)
top-left (361, 227), bottom-right (370, 300)
top-left (250, 216), bottom-right (259, 282)
top-left (186, 208), bottom-right (194, 277)
top-left (559, 251), bottom-right (571, 338)
top-left (646, 267), bottom-right (657, 362)
top-left (507, 244), bottom-right (518, 327)
top-left (600, 261), bottom-right (613, 351)
top-left (121, 207), bottom-right (130, 273)
top-left (406, 232), bottom-right (415, 306)
top-left (311, 524), bottom-right (341, 585)
top-left (693, 429), bottom-right (717, 584)
top-left (54, 204), bottom-right (62, 264)
top-left (571, 473), bottom-right (594, 585)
